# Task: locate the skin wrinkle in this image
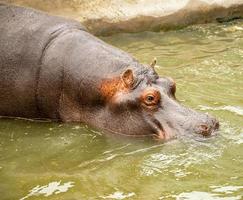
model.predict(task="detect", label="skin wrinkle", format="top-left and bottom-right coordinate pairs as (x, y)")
top-left (57, 65), bottom-right (65, 119)
top-left (35, 58), bottom-right (42, 116)
top-left (37, 26), bottom-right (85, 117)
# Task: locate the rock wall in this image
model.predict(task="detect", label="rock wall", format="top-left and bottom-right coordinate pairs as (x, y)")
top-left (2, 0), bottom-right (243, 35)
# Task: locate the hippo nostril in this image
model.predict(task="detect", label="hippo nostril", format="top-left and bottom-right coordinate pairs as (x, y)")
top-left (200, 124), bottom-right (209, 130)
top-left (198, 124), bottom-right (210, 136)
top-left (197, 117), bottom-right (219, 137)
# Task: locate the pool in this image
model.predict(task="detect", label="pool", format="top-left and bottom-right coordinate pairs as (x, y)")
top-left (0, 20), bottom-right (243, 200)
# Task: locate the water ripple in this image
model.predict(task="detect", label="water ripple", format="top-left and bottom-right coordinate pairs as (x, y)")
top-left (101, 191), bottom-right (135, 199)
top-left (199, 105), bottom-right (243, 116)
top-left (20, 181), bottom-right (74, 200)
top-left (140, 138), bottom-right (223, 177)
top-left (174, 191), bottom-right (242, 200)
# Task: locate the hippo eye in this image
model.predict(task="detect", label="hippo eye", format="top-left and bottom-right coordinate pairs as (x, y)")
top-left (142, 90), bottom-right (161, 108)
top-left (144, 94), bottom-right (157, 106)
top-left (146, 95), bottom-right (154, 102)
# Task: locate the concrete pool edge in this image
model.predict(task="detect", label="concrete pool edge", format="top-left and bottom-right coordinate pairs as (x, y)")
top-left (2, 0), bottom-right (243, 35)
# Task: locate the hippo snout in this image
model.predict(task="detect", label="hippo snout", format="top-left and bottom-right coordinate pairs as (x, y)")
top-left (196, 117), bottom-right (219, 136)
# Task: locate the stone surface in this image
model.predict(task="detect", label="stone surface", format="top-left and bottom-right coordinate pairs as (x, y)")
top-left (2, 0), bottom-right (243, 35)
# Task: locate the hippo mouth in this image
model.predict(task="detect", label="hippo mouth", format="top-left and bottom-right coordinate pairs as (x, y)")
top-left (98, 112), bottom-right (219, 140)
top-left (96, 115), bottom-right (177, 140)
top-left (98, 120), bottom-right (219, 141)
top-left (100, 124), bottom-right (172, 140)
top-left (149, 115), bottom-right (220, 140)
top-left (147, 118), bottom-right (176, 140)
top-left (155, 126), bottom-right (174, 140)
top-left (153, 122), bottom-right (220, 140)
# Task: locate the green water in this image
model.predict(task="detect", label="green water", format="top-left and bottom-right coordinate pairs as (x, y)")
top-left (1, 21), bottom-right (243, 200)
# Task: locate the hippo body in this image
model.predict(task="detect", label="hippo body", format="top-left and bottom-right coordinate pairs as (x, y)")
top-left (0, 4), bottom-right (218, 140)
top-left (0, 4), bottom-right (135, 119)
top-left (0, 4), bottom-right (84, 118)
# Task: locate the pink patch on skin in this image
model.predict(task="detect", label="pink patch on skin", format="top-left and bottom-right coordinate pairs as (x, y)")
top-left (156, 124), bottom-right (175, 140)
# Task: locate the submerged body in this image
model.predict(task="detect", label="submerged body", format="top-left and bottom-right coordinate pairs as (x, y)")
top-left (0, 4), bottom-right (219, 140)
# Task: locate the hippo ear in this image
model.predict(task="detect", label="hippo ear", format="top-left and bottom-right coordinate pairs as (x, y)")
top-left (150, 57), bottom-right (157, 69)
top-left (121, 69), bottom-right (134, 88)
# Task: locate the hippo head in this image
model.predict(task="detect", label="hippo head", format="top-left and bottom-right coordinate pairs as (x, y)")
top-left (99, 59), bottom-right (219, 140)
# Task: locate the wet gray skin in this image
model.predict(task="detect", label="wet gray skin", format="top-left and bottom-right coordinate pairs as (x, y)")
top-left (0, 4), bottom-right (219, 141)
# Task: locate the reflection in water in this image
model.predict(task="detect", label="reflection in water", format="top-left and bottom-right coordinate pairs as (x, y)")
top-left (211, 185), bottom-right (243, 194)
top-left (173, 184), bottom-right (243, 200)
top-left (20, 181), bottom-right (74, 200)
top-left (0, 20), bottom-right (243, 199)
top-left (174, 190), bottom-right (242, 200)
top-left (141, 137), bottom-right (223, 177)
top-left (199, 105), bottom-right (243, 116)
top-left (101, 191), bottom-right (136, 199)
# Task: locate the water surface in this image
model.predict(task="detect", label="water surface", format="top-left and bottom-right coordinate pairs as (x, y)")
top-left (1, 21), bottom-right (243, 200)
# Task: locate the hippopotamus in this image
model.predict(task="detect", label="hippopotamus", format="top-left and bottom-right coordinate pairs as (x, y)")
top-left (0, 4), bottom-right (219, 140)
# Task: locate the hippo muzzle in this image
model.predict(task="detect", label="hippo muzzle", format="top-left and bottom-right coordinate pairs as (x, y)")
top-left (153, 99), bottom-right (219, 140)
